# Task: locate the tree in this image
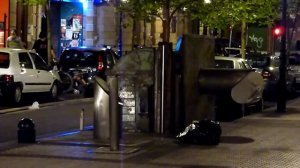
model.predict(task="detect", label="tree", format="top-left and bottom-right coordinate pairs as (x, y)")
top-left (189, 0), bottom-right (280, 58)
top-left (119, 0), bottom-right (204, 43)
top-left (20, 0), bottom-right (52, 65)
top-left (287, 0), bottom-right (300, 52)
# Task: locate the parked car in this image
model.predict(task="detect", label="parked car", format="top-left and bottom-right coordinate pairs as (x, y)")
top-left (58, 46), bottom-right (119, 97)
top-left (246, 53), bottom-right (297, 98)
top-left (0, 48), bottom-right (61, 105)
top-left (288, 51), bottom-right (300, 89)
top-left (215, 56), bottom-right (251, 69)
top-left (214, 56), bottom-right (264, 118)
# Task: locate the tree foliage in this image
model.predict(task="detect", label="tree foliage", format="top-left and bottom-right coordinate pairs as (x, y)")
top-left (189, 0), bottom-right (280, 29)
top-left (21, 0), bottom-right (47, 5)
top-left (188, 0), bottom-right (279, 58)
top-left (119, 0), bottom-right (279, 46)
top-left (119, 0), bottom-right (199, 42)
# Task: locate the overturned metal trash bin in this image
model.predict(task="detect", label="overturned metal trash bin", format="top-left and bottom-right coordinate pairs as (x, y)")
top-left (198, 68), bottom-right (264, 104)
top-left (198, 68), bottom-right (264, 120)
top-left (94, 76), bottom-right (110, 142)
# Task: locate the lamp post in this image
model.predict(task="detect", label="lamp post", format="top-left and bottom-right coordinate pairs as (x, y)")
top-left (277, 0), bottom-right (287, 113)
top-left (117, 0), bottom-right (127, 57)
top-left (118, 10), bottom-right (123, 57)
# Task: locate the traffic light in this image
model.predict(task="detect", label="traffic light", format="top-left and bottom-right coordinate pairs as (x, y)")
top-left (273, 26), bottom-right (284, 36)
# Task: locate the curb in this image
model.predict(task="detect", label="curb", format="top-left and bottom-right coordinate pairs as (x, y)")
top-left (0, 98), bottom-right (93, 114)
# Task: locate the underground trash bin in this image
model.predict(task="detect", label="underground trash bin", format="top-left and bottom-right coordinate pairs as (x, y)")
top-left (17, 118), bottom-right (36, 143)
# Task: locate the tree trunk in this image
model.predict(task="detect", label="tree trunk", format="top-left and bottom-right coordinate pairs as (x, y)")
top-left (131, 19), bottom-right (137, 49)
top-left (46, 3), bottom-right (52, 65)
top-left (241, 21), bottom-right (246, 59)
top-left (162, 2), bottom-right (170, 42)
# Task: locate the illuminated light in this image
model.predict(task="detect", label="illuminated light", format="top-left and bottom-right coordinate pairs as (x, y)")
top-left (58, 131), bottom-right (80, 137)
top-left (262, 70), bottom-right (272, 80)
top-left (273, 26), bottom-right (284, 36)
top-left (175, 36), bottom-right (182, 52)
top-left (204, 0), bottom-right (211, 4)
top-left (79, 0), bottom-right (88, 10)
top-left (0, 75), bottom-right (14, 82)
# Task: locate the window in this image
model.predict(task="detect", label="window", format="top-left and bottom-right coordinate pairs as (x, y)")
top-left (247, 57), bottom-right (271, 68)
top-left (83, 51), bottom-right (99, 67)
top-left (30, 53), bottom-right (48, 70)
top-left (19, 52), bottom-right (33, 69)
top-left (105, 51), bottom-right (115, 69)
top-left (239, 61), bottom-right (246, 69)
top-left (288, 54), bottom-right (300, 65)
top-left (215, 60), bottom-right (234, 69)
top-left (242, 61), bottom-right (252, 69)
top-left (226, 49), bottom-right (241, 56)
top-left (0, 52), bottom-right (10, 68)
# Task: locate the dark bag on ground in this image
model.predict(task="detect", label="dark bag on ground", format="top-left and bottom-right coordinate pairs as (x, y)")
top-left (176, 119), bottom-right (222, 145)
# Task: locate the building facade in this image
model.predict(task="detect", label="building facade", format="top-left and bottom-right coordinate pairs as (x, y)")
top-left (3, 0), bottom-right (300, 56)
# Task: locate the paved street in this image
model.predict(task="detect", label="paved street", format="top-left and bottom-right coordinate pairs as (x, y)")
top-left (0, 92), bottom-right (83, 110)
top-left (1, 97), bottom-right (300, 167)
top-left (0, 97), bottom-right (94, 144)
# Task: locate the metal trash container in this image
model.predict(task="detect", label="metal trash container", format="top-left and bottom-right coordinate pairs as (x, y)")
top-left (18, 118), bottom-right (36, 143)
top-left (94, 76), bottom-right (110, 141)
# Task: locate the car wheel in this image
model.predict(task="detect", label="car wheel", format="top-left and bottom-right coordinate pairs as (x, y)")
top-left (58, 71), bottom-right (74, 93)
top-left (288, 79), bottom-right (297, 98)
top-left (49, 82), bottom-right (58, 99)
top-left (10, 85), bottom-right (22, 105)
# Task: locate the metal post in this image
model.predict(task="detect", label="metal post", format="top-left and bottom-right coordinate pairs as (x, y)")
top-left (241, 104), bottom-right (245, 117)
top-left (154, 47), bottom-right (161, 134)
top-left (108, 76), bottom-right (120, 151)
top-left (277, 0), bottom-right (287, 113)
top-left (161, 45), bottom-right (165, 134)
top-left (80, 109), bottom-right (84, 131)
top-left (229, 26), bottom-right (233, 47)
top-left (4, 14), bottom-right (7, 47)
top-left (117, 0), bottom-right (123, 57)
top-left (154, 43), bottom-right (172, 135)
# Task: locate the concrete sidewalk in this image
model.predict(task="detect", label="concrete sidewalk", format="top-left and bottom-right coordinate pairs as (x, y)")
top-left (1, 99), bottom-right (300, 168)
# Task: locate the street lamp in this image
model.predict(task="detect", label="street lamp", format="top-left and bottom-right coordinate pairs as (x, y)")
top-left (117, 0), bottom-right (128, 57)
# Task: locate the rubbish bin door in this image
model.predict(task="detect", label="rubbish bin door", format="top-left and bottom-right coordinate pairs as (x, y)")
top-left (94, 76), bottom-right (110, 141)
top-left (198, 68), bottom-right (264, 104)
top-left (231, 71), bottom-right (264, 104)
top-left (198, 68), bottom-right (252, 94)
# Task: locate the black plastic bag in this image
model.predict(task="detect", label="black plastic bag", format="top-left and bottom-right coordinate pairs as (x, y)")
top-left (176, 119), bottom-right (222, 145)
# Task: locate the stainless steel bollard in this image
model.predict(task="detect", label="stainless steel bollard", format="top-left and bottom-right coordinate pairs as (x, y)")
top-left (108, 75), bottom-right (121, 151)
top-left (80, 109), bottom-right (84, 131)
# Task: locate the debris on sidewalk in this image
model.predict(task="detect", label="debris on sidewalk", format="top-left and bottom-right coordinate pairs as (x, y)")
top-left (29, 101), bottom-right (39, 110)
top-left (176, 119), bottom-right (222, 145)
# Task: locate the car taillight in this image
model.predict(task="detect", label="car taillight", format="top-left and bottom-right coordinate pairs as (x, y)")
top-left (0, 75), bottom-right (14, 82)
top-left (97, 55), bottom-right (104, 71)
top-left (261, 70), bottom-right (272, 80)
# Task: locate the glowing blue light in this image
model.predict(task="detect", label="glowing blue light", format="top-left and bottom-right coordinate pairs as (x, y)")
top-left (79, 0), bottom-right (88, 10)
top-left (175, 36), bottom-right (182, 52)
